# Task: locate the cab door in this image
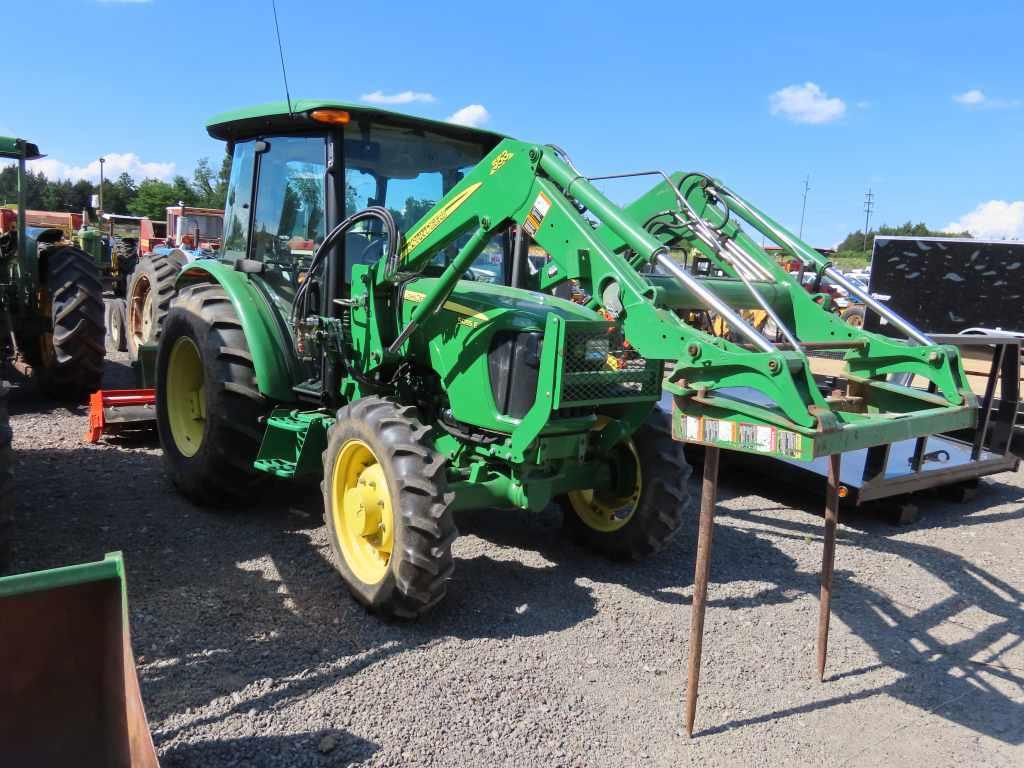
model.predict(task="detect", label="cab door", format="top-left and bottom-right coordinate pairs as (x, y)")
top-left (249, 134), bottom-right (329, 317)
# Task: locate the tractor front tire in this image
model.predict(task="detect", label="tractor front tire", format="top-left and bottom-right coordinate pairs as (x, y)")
top-left (561, 409), bottom-right (692, 560)
top-left (842, 306), bottom-right (866, 328)
top-left (105, 298), bottom-right (128, 352)
top-left (156, 282), bottom-right (269, 505)
top-left (0, 382), bottom-right (13, 574)
top-left (323, 397), bottom-right (457, 619)
top-left (127, 250), bottom-right (187, 363)
top-left (39, 245), bottom-right (105, 400)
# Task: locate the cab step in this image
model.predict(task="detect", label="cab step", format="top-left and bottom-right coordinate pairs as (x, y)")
top-left (253, 409), bottom-right (333, 478)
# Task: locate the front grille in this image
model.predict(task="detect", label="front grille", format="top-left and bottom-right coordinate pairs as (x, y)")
top-left (559, 325), bottom-right (662, 407)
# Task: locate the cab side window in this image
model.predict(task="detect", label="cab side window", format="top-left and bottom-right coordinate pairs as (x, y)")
top-left (221, 141), bottom-right (255, 260)
top-left (251, 135), bottom-right (327, 310)
top-left (252, 135), bottom-right (327, 263)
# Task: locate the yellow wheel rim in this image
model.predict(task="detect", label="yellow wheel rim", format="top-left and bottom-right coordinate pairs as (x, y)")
top-left (166, 336), bottom-right (206, 457)
top-left (331, 439), bottom-right (394, 585)
top-left (568, 441), bottom-right (642, 532)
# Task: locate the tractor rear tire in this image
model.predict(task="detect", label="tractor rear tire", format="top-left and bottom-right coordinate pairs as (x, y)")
top-left (561, 409), bottom-right (692, 560)
top-left (0, 382), bottom-right (13, 574)
top-left (105, 298), bottom-right (128, 352)
top-left (112, 238), bottom-right (139, 297)
top-left (155, 282), bottom-right (270, 505)
top-left (38, 245), bottom-right (105, 400)
top-left (322, 397), bottom-right (457, 619)
top-left (127, 250), bottom-right (187, 363)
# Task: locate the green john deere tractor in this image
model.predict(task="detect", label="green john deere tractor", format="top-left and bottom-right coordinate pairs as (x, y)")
top-left (155, 102), bottom-right (974, 618)
top-left (0, 138), bottom-right (104, 573)
top-left (0, 138), bottom-right (105, 399)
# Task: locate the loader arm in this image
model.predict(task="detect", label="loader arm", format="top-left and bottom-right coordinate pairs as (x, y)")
top-left (346, 140), bottom-right (974, 459)
top-left (602, 171), bottom-right (973, 406)
top-left (355, 141), bottom-right (825, 430)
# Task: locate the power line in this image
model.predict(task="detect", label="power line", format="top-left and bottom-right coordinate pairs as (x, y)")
top-left (799, 175), bottom-right (811, 239)
top-left (862, 188), bottom-right (875, 254)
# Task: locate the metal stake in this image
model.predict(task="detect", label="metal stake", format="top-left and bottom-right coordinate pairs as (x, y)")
top-left (817, 454), bottom-right (841, 682)
top-left (685, 445), bottom-right (720, 737)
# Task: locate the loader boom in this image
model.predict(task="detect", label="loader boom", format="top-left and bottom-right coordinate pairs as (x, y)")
top-left (347, 141), bottom-right (973, 460)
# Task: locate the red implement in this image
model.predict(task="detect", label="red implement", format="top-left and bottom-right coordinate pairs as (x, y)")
top-left (85, 389), bottom-right (157, 443)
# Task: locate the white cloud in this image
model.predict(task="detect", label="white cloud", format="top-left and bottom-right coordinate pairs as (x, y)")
top-left (856, 100), bottom-right (871, 109)
top-left (446, 104), bottom-right (490, 128)
top-left (769, 82), bottom-right (846, 124)
top-left (946, 201), bottom-right (1024, 239)
top-left (360, 90), bottom-right (436, 105)
top-left (27, 152), bottom-right (175, 182)
top-left (953, 89), bottom-right (1021, 109)
top-left (953, 89), bottom-right (986, 106)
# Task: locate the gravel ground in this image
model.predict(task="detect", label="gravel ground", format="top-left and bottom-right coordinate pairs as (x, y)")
top-left (8, 349), bottom-right (1024, 767)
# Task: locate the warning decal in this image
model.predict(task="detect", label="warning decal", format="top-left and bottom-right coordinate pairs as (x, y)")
top-left (777, 429), bottom-right (802, 458)
top-left (674, 403), bottom-right (807, 459)
top-left (523, 192), bottom-right (552, 237)
top-left (738, 423), bottom-right (774, 453)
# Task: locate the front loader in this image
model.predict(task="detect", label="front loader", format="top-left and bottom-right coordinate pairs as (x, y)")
top-left (153, 102), bottom-right (973, 728)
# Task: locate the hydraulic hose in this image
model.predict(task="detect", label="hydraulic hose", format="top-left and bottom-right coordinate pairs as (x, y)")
top-left (290, 206), bottom-right (402, 327)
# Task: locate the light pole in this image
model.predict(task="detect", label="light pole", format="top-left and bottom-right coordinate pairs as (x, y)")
top-left (98, 157), bottom-right (105, 213)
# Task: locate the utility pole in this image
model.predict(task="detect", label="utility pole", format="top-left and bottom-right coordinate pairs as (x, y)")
top-left (862, 188), bottom-right (874, 255)
top-left (799, 175), bottom-right (811, 239)
top-left (98, 157), bottom-right (105, 214)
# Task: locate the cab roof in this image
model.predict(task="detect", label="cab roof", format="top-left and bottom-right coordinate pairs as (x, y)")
top-left (206, 100), bottom-right (507, 147)
top-left (0, 137), bottom-right (43, 161)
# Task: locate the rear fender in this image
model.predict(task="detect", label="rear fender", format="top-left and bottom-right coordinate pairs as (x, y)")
top-left (175, 259), bottom-right (299, 402)
top-left (26, 226), bottom-right (65, 284)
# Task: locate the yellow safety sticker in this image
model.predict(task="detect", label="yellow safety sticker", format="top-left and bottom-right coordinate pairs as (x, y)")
top-left (400, 182), bottom-right (482, 260)
top-left (522, 191), bottom-right (552, 237)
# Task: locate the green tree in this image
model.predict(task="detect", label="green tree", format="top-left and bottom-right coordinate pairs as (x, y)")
top-left (171, 175), bottom-right (198, 207)
top-left (0, 165), bottom-right (18, 206)
top-left (70, 179), bottom-right (95, 213)
top-left (190, 155), bottom-right (231, 209)
top-left (100, 172), bottom-right (137, 215)
top-left (192, 158), bottom-right (216, 206)
top-left (837, 221), bottom-right (972, 253)
top-left (129, 178), bottom-right (180, 220)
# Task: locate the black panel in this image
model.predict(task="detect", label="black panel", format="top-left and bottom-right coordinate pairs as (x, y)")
top-left (868, 237), bottom-right (1024, 335)
top-left (488, 331), bottom-right (543, 419)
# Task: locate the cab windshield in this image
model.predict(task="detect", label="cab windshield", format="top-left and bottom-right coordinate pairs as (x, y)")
top-left (344, 123), bottom-right (503, 281)
top-left (345, 123), bottom-right (487, 227)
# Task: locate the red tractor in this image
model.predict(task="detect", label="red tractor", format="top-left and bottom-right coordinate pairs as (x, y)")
top-left (119, 206), bottom-right (223, 360)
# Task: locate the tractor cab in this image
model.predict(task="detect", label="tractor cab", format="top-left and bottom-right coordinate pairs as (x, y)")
top-left (208, 102), bottom-right (511, 313)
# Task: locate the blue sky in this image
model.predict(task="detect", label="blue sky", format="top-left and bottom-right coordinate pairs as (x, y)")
top-left (4, 0), bottom-right (1023, 245)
